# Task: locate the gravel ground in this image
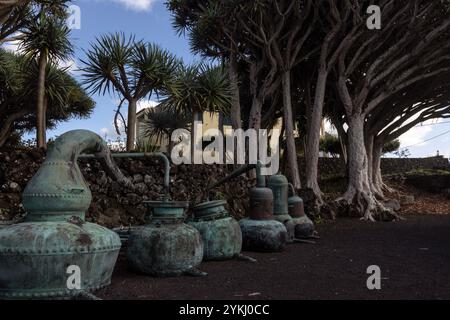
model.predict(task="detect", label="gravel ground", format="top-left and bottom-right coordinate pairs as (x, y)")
top-left (97, 214), bottom-right (450, 300)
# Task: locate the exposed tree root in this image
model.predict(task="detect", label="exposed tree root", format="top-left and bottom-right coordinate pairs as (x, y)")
top-left (336, 186), bottom-right (405, 222)
top-left (307, 183), bottom-right (337, 220)
top-left (313, 190), bottom-right (326, 215)
top-left (382, 183), bottom-right (397, 194)
top-left (96, 148), bottom-right (135, 190)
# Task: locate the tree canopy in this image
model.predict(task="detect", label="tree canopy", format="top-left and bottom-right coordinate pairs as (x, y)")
top-left (167, 0), bottom-right (450, 219)
top-left (81, 33), bottom-right (181, 151)
top-left (0, 49), bottom-right (94, 148)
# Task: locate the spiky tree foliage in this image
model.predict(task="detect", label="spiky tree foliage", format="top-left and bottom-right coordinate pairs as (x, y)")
top-left (168, 0), bottom-right (244, 130)
top-left (161, 62), bottom-right (232, 159)
top-left (141, 107), bottom-right (190, 152)
top-left (0, 49), bottom-right (94, 148)
top-left (81, 33), bottom-right (180, 151)
top-left (1, 1), bottom-right (70, 43)
top-left (382, 140), bottom-right (400, 155)
top-left (18, 0), bottom-right (72, 149)
top-left (0, 0), bottom-right (31, 42)
top-left (168, 0), bottom-right (315, 187)
top-left (162, 63), bottom-right (231, 116)
top-left (20, 10), bottom-right (72, 61)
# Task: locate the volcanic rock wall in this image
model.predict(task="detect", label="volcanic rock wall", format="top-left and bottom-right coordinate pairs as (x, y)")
top-left (1, 150), bottom-right (449, 227)
top-left (0, 150), bottom-right (251, 227)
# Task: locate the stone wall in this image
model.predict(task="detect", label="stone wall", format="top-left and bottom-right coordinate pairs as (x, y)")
top-left (0, 150), bottom-right (251, 228)
top-left (1, 149), bottom-right (449, 227)
top-left (381, 156), bottom-right (450, 174)
top-left (299, 156), bottom-right (450, 179)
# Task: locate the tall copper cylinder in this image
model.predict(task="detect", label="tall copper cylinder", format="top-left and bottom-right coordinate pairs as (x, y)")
top-left (249, 187), bottom-right (274, 220)
top-left (288, 195), bottom-right (306, 218)
top-left (268, 174), bottom-right (289, 216)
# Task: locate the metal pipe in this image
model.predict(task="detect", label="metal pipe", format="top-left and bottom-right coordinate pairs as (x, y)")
top-left (207, 161), bottom-right (265, 193)
top-left (208, 164), bottom-right (256, 192)
top-left (256, 161), bottom-right (265, 187)
top-left (22, 129), bottom-right (126, 221)
top-left (79, 152), bottom-right (171, 201)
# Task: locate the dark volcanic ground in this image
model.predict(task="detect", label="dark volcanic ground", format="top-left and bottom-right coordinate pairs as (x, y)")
top-left (97, 215), bottom-right (450, 300)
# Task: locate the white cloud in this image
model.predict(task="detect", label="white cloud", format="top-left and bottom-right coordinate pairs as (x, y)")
top-left (59, 59), bottom-right (74, 69)
top-left (399, 125), bottom-right (433, 148)
top-left (99, 128), bottom-right (110, 138)
top-left (59, 59), bottom-right (79, 75)
top-left (388, 116), bottom-right (443, 149)
top-left (1, 39), bottom-right (20, 53)
top-left (137, 100), bottom-right (159, 113)
top-left (113, 99), bottom-right (159, 114)
top-left (2, 39), bottom-right (79, 75)
top-left (398, 118), bottom-right (443, 148)
top-left (106, 0), bottom-right (158, 11)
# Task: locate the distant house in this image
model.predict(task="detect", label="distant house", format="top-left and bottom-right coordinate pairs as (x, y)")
top-left (107, 139), bottom-right (126, 152)
top-left (136, 103), bottom-right (233, 152)
top-left (135, 104), bottom-right (327, 153)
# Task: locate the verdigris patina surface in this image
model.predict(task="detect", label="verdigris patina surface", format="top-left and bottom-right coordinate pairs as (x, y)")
top-left (207, 162), bottom-right (288, 252)
top-left (189, 200), bottom-right (242, 261)
top-left (288, 184), bottom-right (316, 239)
top-left (0, 130), bottom-right (121, 299)
top-left (239, 164), bottom-right (288, 252)
top-left (268, 174), bottom-right (316, 241)
top-left (127, 200), bottom-right (205, 277)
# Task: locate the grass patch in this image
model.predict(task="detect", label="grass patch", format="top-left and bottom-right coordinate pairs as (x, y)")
top-left (385, 168), bottom-right (450, 177)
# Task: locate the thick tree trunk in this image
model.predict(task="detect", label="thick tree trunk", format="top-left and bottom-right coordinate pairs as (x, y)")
top-left (126, 98), bottom-right (137, 151)
top-left (248, 61), bottom-right (263, 131)
top-left (305, 69), bottom-right (328, 203)
top-left (229, 53), bottom-right (241, 130)
top-left (365, 134), bottom-right (386, 198)
top-left (248, 96), bottom-right (262, 130)
top-left (43, 94), bottom-right (47, 141)
top-left (36, 52), bottom-right (47, 150)
top-left (247, 93), bottom-right (263, 181)
top-left (340, 120), bottom-right (401, 221)
top-left (282, 70), bottom-right (301, 189)
top-left (365, 134), bottom-right (374, 185)
top-left (191, 111), bottom-right (202, 163)
top-left (372, 138), bottom-right (395, 195)
top-left (218, 113), bottom-right (224, 134)
top-left (330, 112), bottom-right (348, 165)
top-left (371, 141), bottom-right (384, 196)
top-left (338, 134), bottom-right (348, 165)
top-left (340, 114), bottom-right (378, 221)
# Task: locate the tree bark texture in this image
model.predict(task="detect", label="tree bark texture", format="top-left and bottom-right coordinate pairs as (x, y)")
top-left (282, 70), bottom-right (301, 188)
top-left (126, 98), bottom-right (137, 151)
top-left (36, 52), bottom-right (47, 150)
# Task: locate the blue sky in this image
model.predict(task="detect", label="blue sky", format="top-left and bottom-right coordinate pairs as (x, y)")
top-left (4, 0), bottom-right (193, 143)
top-left (2, 0), bottom-right (450, 158)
